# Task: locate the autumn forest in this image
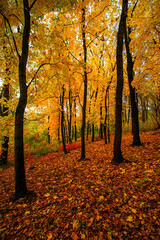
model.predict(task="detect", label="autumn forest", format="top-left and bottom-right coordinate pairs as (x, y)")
top-left (0, 0), bottom-right (160, 239)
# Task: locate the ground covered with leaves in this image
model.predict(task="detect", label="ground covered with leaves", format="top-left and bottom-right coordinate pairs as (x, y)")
top-left (0, 130), bottom-right (160, 240)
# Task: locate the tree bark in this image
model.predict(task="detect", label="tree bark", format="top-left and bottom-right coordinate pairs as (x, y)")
top-left (68, 87), bottom-right (72, 144)
top-left (107, 88), bottom-right (110, 142)
top-left (124, 18), bottom-right (141, 146)
top-left (1, 83), bottom-right (9, 165)
top-left (104, 89), bottom-right (108, 144)
top-left (112, 0), bottom-right (128, 164)
top-left (74, 98), bottom-right (77, 141)
top-left (60, 85), bottom-right (67, 154)
top-left (47, 115), bottom-right (50, 144)
top-left (15, 0), bottom-right (32, 199)
top-left (92, 88), bottom-right (98, 142)
top-left (0, 43), bottom-right (10, 165)
top-left (80, 3), bottom-right (88, 160)
top-left (100, 104), bottom-right (103, 139)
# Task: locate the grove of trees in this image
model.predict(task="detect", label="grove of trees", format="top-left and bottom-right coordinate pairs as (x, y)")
top-left (0, 0), bottom-right (159, 199)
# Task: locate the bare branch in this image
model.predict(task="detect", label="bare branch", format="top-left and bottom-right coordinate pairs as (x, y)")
top-left (27, 63), bottom-right (51, 89)
top-left (0, 12), bottom-right (20, 58)
top-left (29, 0), bottom-right (38, 11)
top-left (9, 14), bottom-right (23, 25)
top-left (131, 0), bottom-right (138, 17)
top-left (87, 5), bottom-right (109, 24)
top-left (87, 27), bottom-right (108, 48)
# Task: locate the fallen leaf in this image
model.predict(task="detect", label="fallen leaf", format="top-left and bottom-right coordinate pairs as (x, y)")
top-left (127, 215), bottom-right (133, 222)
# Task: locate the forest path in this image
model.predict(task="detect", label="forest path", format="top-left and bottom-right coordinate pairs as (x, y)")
top-left (0, 130), bottom-right (160, 239)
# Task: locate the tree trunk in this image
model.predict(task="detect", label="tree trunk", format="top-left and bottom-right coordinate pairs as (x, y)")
top-left (15, 0), bottom-right (31, 199)
top-left (112, 0), bottom-right (128, 164)
top-left (68, 87), bottom-right (72, 144)
top-left (47, 115), bottom-right (50, 144)
top-left (104, 89), bottom-right (108, 144)
top-left (91, 88), bottom-right (98, 142)
top-left (100, 104), bottom-right (103, 139)
top-left (124, 17), bottom-right (141, 146)
top-left (58, 107), bottom-right (60, 141)
top-left (80, 3), bottom-right (87, 160)
top-left (107, 89), bottom-right (110, 142)
top-left (1, 84), bottom-right (9, 165)
top-left (0, 43), bottom-right (10, 165)
top-left (74, 98), bottom-right (77, 141)
top-left (60, 85), bottom-right (67, 154)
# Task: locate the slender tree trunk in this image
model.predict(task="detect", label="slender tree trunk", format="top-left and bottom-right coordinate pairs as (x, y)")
top-left (1, 85), bottom-right (9, 165)
top-left (124, 18), bottom-right (141, 146)
top-left (112, 0), bottom-right (128, 164)
top-left (80, 3), bottom-right (87, 160)
top-left (74, 98), bottom-right (77, 141)
top-left (0, 43), bottom-right (10, 165)
top-left (104, 89), bottom-right (108, 144)
top-left (91, 88), bottom-right (98, 142)
top-left (107, 89), bottom-right (110, 142)
top-left (58, 107), bottom-right (60, 141)
top-left (100, 104), bottom-right (103, 139)
top-left (60, 85), bottom-right (67, 154)
top-left (92, 123), bottom-right (94, 142)
top-left (47, 115), bottom-right (50, 144)
top-left (15, 0), bottom-right (32, 199)
top-left (68, 87), bottom-right (72, 144)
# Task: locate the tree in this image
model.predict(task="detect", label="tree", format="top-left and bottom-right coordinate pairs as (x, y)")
top-left (0, 41), bottom-right (10, 165)
top-left (112, 0), bottom-right (128, 164)
top-left (124, 1), bottom-right (141, 146)
top-left (60, 85), bottom-right (67, 154)
top-left (80, 0), bottom-right (88, 160)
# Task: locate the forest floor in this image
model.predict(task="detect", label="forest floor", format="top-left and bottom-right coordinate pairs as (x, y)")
top-left (0, 130), bottom-right (160, 240)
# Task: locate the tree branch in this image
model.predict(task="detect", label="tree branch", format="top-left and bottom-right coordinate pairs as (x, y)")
top-left (87, 27), bottom-right (108, 48)
top-left (9, 14), bottom-right (23, 25)
top-left (0, 12), bottom-right (20, 58)
top-left (27, 63), bottom-right (51, 89)
top-left (29, 0), bottom-right (38, 11)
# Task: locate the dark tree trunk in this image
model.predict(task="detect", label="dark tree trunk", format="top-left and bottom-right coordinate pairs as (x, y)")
top-left (68, 87), bottom-right (72, 144)
top-left (80, 3), bottom-right (87, 160)
top-left (1, 83), bottom-right (9, 165)
top-left (15, 0), bottom-right (32, 199)
top-left (91, 88), bottom-right (98, 142)
top-left (47, 116), bottom-right (50, 144)
top-left (0, 43), bottom-right (10, 165)
top-left (112, 0), bottom-right (128, 164)
top-left (107, 89), bottom-right (110, 142)
top-left (92, 123), bottom-right (94, 142)
top-left (58, 107), bottom-right (60, 141)
top-left (100, 104), bottom-right (103, 139)
top-left (74, 99), bottom-right (77, 141)
top-left (60, 85), bottom-right (67, 154)
top-left (124, 17), bottom-right (141, 146)
top-left (104, 90), bottom-right (108, 144)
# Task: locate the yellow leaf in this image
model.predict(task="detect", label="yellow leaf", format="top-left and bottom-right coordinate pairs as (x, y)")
top-left (99, 195), bottom-right (105, 201)
top-left (53, 196), bottom-right (58, 199)
top-left (25, 211), bottom-right (30, 215)
top-left (72, 232), bottom-right (79, 240)
top-left (131, 208), bottom-right (137, 214)
top-left (77, 212), bottom-right (83, 216)
top-left (44, 193), bottom-right (50, 197)
top-left (73, 220), bottom-right (79, 229)
top-left (127, 215), bottom-right (133, 222)
top-left (132, 195), bottom-right (137, 199)
top-left (81, 233), bottom-right (86, 239)
top-left (47, 232), bottom-right (53, 240)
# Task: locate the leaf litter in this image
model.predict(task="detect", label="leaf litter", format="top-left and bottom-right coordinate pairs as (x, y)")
top-left (0, 130), bottom-right (160, 239)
